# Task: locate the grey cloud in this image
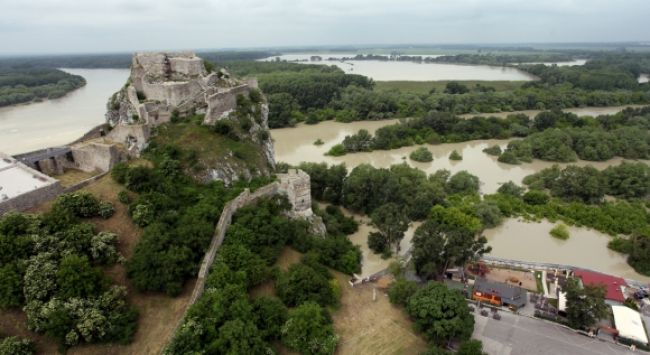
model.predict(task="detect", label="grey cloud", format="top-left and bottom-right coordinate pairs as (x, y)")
top-left (0, 0), bottom-right (648, 54)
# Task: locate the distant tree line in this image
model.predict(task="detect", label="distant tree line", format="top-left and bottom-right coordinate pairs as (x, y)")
top-left (0, 68), bottom-right (85, 107)
top-left (0, 51), bottom-right (276, 70)
top-left (328, 107), bottom-right (650, 164)
top-left (251, 52), bottom-right (650, 127)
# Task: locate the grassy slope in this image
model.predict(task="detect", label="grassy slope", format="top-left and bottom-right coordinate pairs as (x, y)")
top-left (152, 121), bottom-right (270, 179)
top-left (375, 80), bottom-right (526, 94)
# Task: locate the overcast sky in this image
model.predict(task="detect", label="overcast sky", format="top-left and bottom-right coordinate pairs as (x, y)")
top-left (1, 0), bottom-right (649, 55)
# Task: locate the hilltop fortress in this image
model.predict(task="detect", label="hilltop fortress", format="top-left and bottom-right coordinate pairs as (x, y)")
top-left (1, 52), bottom-right (282, 213)
top-left (105, 52), bottom-right (274, 163)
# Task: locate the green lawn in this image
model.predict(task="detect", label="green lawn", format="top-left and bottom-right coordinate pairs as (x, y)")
top-left (375, 80), bottom-right (526, 94)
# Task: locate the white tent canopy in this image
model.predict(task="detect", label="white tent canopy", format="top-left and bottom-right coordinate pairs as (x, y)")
top-left (612, 305), bottom-right (649, 344)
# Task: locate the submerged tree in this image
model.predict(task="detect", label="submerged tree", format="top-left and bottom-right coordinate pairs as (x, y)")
top-left (412, 206), bottom-right (490, 280)
top-left (370, 203), bottom-right (409, 255)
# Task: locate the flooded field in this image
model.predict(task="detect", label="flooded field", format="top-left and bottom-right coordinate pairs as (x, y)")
top-left (484, 219), bottom-right (650, 282)
top-left (264, 53), bottom-right (535, 81)
top-left (271, 110), bottom-right (643, 194)
top-left (273, 109), bottom-right (650, 281)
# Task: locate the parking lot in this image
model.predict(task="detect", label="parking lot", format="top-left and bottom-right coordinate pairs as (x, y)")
top-left (473, 311), bottom-right (636, 355)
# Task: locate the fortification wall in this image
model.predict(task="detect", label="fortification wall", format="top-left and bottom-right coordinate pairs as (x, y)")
top-left (204, 84), bottom-right (251, 124)
top-left (170, 57), bottom-right (204, 77)
top-left (189, 182), bottom-right (281, 305)
top-left (141, 80), bottom-right (206, 107)
top-left (0, 181), bottom-right (62, 215)
top-left (169, 172), bottom-right (321, 345)
top-left (105, 124), bottom-right (150, 154)
top-left (70, 142), bottom-right (123, 173)
top-left (69, 124), bottom-right (110, 145)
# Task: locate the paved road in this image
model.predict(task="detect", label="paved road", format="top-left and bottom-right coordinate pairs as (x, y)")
top-left (473, 312), bottom-right (635, 355)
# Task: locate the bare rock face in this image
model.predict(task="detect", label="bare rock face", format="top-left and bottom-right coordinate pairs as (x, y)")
top-left (105, 52), bottom-right (276, 183)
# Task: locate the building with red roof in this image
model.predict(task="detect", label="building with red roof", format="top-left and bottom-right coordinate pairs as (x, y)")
top-left (573, 269), bottom-right (627, 303)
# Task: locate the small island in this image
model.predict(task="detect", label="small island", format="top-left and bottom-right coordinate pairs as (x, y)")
top-left (409, 147), bottom-right (434, 162)
top-left (0, 68), bottom-right (86, 107)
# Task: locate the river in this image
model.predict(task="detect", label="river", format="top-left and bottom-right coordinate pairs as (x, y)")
top-left (264, 53), bottom-right (536, 81)
top-left (0, 68), bottom-right (130, 155)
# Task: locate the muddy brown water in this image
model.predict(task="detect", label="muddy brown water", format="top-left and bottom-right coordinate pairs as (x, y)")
top-left (274, 108), bottom-right (650, 281)
top-left (0, 69), bottom-right (130, 154)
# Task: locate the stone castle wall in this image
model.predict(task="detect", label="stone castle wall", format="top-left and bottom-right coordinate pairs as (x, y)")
top-left (70, 142), bottom-right (123, 173)
top-left (168, 170), bottom-right (322, 348)
top-left (189, 182), bottom-right (282, 304)
top-left (105, 124), bottom-right (151, 154)
top-left (169, 56), bottom-right (204, 77)
top-left (278, 169), bottom-right (313, 216)
top-left (0, 181), bottom-right (62, 215)
top-left (204, 85), bottom-right (251, 124)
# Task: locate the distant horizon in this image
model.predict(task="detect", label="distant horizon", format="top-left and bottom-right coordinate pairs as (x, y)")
top-left (2, 0), bottom-right (649, 55)
top-left (2, 40), bottom-right (650, 57)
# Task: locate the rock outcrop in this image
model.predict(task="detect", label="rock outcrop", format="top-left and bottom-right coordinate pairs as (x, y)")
top-left (105, 52), bottom-right (275, 183)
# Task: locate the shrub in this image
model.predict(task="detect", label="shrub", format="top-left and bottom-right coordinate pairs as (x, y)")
top-left (608, 237), bottom-right (633, 254)
top-left (447, 171), bottom-right (480, 194)
top-left (170, 109), bottom-right (181, 123)
top-left (257, 130), bottom-right (269, 141)
top-left (482, 145), bottom-right (502, 156)
top-left (368, 231), bottom-right (390, 256)
top-left (98, 201), bottom-right (115, 219)
top-left (409, 147), bottom-right (434, 162)
top-left (275, 262), bottom-right (336, 307)
top-left (131, 203), bottom-right (154, 227)
top-left (111, 163), bottom-right (129, 184)
top-left (252, 296), bottom-right (288, 340)
top-left (117, 190), bottom-right (130, 204)
top-left (52, 192), bottom-right (101, 218)
top-left (281, 302), bottom-right (338, 355)
top-left (497, 181), bottom-right (524, 197)
top-left (314, 138), bottom-right (324, 146)
top-left (523, 190), bottom-right (549, 205)
top-left (213, 121), bottom-right (232, 135)
top-left (248, 88), bottom-right (263, 104)
top-left (326, 144), bottom-right (346, 156)
top-left (497, 150), bottom-right (520, 164)
top-left (387, 278), bottom-right (418, 306)
top-left (550, 224), bottom-right (570, 240)
top-left (0, 336), bottom-right (35, 355)
top-left (449, 150), bottom-right (462, 160)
